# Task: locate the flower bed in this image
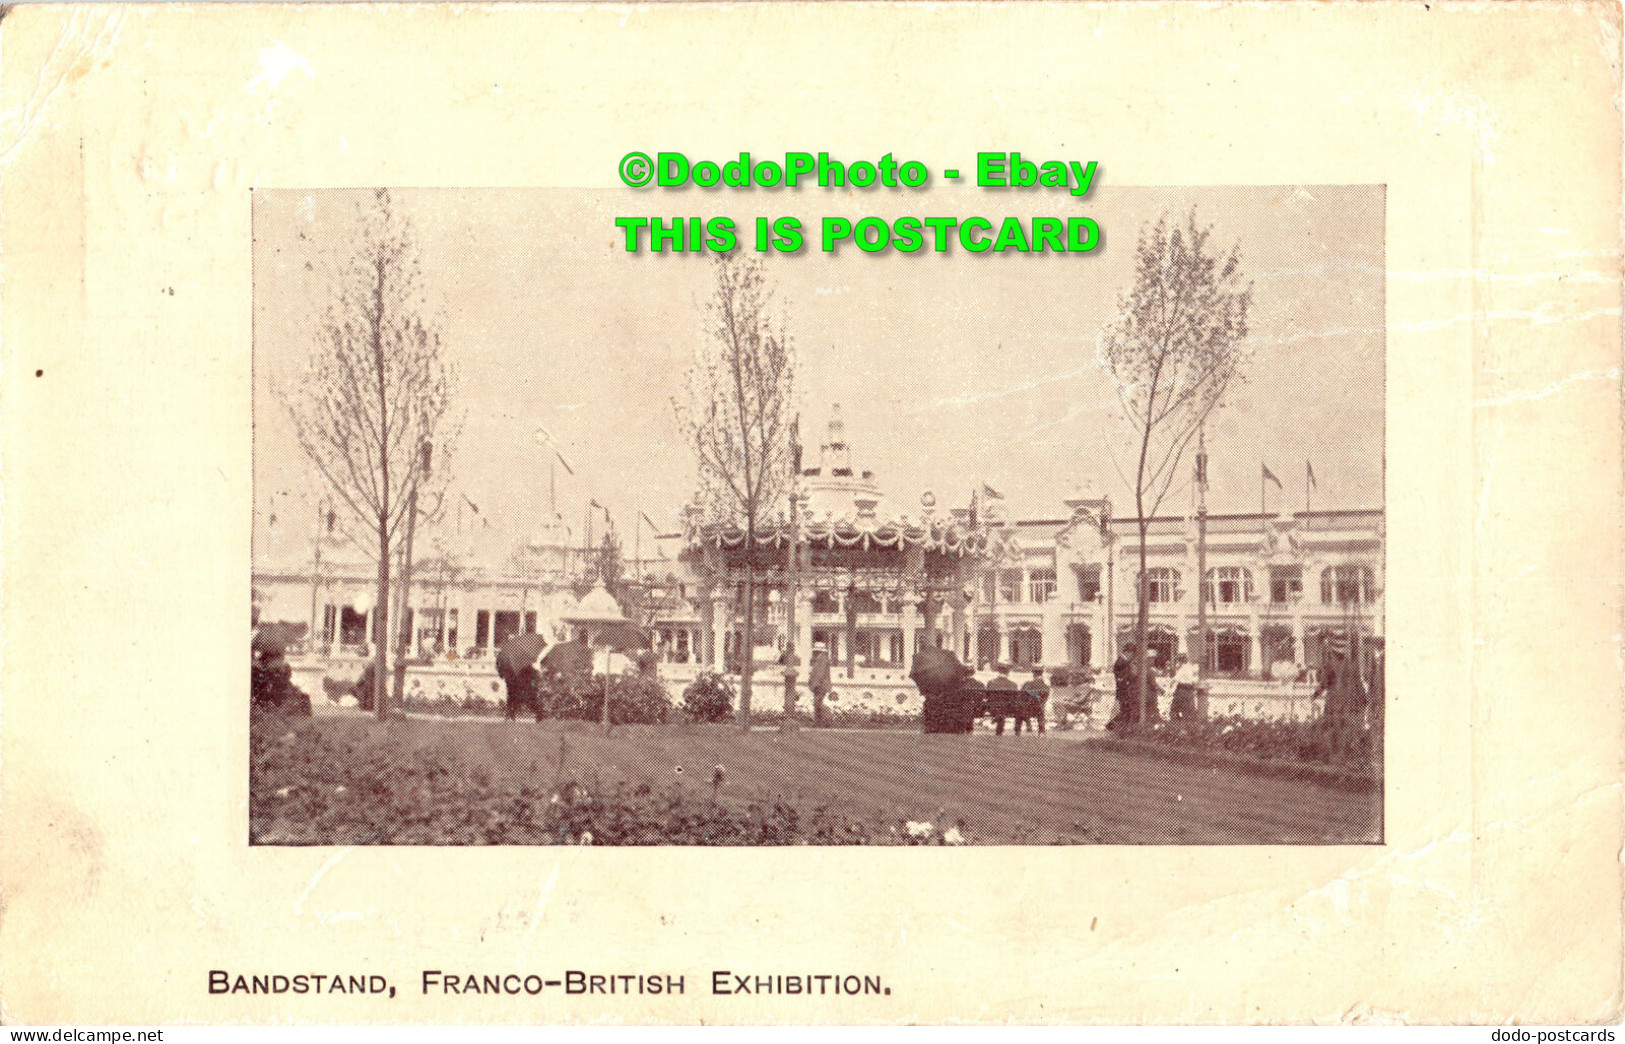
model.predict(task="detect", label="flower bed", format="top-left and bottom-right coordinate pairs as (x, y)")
top-left (748, 706), bottom-right (921, 730)
top-left (1090, 714), bottom-right (1380, 788)
top-left (249, 710), bottom-right (975, 845)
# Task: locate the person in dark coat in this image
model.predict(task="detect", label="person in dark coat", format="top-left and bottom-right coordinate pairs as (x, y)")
top-left (986, 663), bottom-right (1021, 735)
top-left (1020, 667), bottom-right (1050, 734)
top-left (500, 662), bottom-right (543, 721)
top-left (1107, 644), bottom-right (1138, 733)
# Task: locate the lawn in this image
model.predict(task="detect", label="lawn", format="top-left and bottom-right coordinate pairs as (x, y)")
top-left (250, 712), bottom-right (1382, 845)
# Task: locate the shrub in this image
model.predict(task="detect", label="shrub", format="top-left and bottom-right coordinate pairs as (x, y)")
top-left (608, 672), bottom-right (673, 725)
top-left (682, 671), bottom-right (735, 723)
top-left (251, 652), bottom-right (311, 716)
top-left (1127, 714), bottom-right (1376, 770)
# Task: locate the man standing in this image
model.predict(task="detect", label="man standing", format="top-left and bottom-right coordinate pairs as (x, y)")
top-left (808, 641), bottom-right (832, 727)
top-left (986, 663), bottom-right (1021, 735)
top-left (1020, 667), bottom-right (1051, 734)
top-left (1108, 643), bottom-right (1138, 733)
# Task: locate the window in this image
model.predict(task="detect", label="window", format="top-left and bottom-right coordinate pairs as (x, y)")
top-left (1011, 626), bottom-right (1042, 665)
top-left (811, 590), bottom-right (839, 614)
top-left (1074, 564), bottom-right (1102, 602)
top-left (998, 570), bottom-right (1023, 603)
top-left (416, 608), bottom-right (445, 654)
top-left (1141, 567), bottom-right (1181, 603)
top-left (977, 625), bottom-right (1001, 666)
top-left (1029, 568), bottom-right (1057, 604)
top-left (1203, 566), bottom-right (1255, 605)
top-left (981, 572), bottom-right (997, 604)
top-left (1320, 565), bottom-right (1377, 604)
top-left (1270, 565), bottom-right (1303, 603)
top-left (1205, 631), bottom-right (1250, 674)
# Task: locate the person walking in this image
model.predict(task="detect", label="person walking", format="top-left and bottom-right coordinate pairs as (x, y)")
top-left (986, 663), bottom-right (1020, 735)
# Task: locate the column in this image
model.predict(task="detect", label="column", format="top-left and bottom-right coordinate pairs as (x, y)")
top-left (843, 592), bottom-right (858, 678)
top-left (710, 592), bottom-right (729, 670)
top-left (1248, 609), bottom-right (1263, 677)
top-left (950, 601), bottom-right (967, 661)
top-left (900, 595), bottom-right (919, 673)
top-left (998, 622), bottom-right (1011, 665)
top-left (696, 594), bottom-right (713, 667)
top-left (1291, 611), bottom-right (1305, 663)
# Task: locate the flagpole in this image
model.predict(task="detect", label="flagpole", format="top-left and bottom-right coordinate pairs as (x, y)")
top-left (1261, 464), bottom-right (1266, 517)
top-left (1305, 461), bottom-right (1312, 515)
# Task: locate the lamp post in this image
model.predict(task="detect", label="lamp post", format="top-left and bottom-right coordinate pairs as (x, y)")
top-left (780, 415), bottom-right (803, 731)
top-left (308, 499), bottom-right (334, 656)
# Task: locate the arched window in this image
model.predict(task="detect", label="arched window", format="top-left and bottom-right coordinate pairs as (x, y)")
top-left (1013, 626), bottom-right (1043, 666)
top-left (1320, 565), bottom-right (1377, 604)
top-left (1139, 567), bottom-right (1182, 603)
top-left (1203, 566), bottom-right (1256, 605)
top-left (976, 624), bottom-right (1001, 666)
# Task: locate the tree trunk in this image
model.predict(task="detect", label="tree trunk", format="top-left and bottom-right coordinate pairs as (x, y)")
top-left (1135, 517), bottom-right (1150, 728)
top-left (739, 515), bottom-right (755, 730)
top-left (373, 515), bottom-right (390, 720)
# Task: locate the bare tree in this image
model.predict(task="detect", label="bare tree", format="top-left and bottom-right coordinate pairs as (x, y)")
top-left (675, 253), bottom-right (795, 729)
top-left (281, 189), bottom-right (455, 719)
top-left (1099, 211), bottom-right (1251, 725)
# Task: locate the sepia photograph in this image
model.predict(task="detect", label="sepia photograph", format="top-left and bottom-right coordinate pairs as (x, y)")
top-left (250, 185), bottom-right (1385, 846)
top-left (4, 0), bottom-right (1621, 1026)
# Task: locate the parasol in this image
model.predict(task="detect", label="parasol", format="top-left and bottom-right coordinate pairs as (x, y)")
top-left (495, 631), bottom-right (549, 676)
top-left (909, 646), bottom-right (972, 696)
top-left (539, 638), bottom-right (594, 681)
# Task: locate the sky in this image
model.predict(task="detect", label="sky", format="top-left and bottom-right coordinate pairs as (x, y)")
top-left (251, 185), bottom-right (1384, 567)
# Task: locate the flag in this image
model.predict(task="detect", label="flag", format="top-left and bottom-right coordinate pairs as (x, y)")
top-left (553, 451), bottom-right (575, 476)
top-left (1306, 461), bottom-right (1317, 488)
top-left (981, 482), bottom-right (1005, 500)
top-left (640, 511), bottom-right (658, 532)
top-left (462, 494), bottom-right (480, 514)
top-left (1262, 463), bottom-right (1282, 489)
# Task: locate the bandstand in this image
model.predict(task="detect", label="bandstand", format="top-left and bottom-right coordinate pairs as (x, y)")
top-left (678, 409), bottom-right (990, 683)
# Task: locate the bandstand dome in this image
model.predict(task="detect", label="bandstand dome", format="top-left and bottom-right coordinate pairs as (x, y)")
top-left (567, 580), bottom-right (628, 624)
